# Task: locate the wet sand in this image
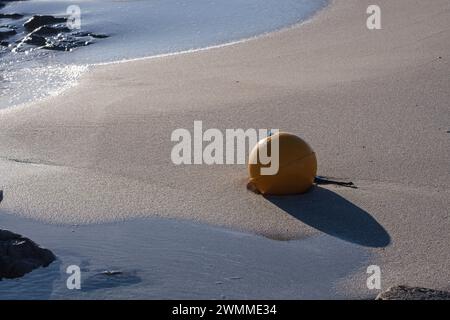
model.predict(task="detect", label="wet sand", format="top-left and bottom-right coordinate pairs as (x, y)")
top-left (0, 213), bottom-right (370, 299)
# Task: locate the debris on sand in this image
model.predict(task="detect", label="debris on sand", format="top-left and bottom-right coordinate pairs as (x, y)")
top-left (314, 176), bottom-right (357, 189)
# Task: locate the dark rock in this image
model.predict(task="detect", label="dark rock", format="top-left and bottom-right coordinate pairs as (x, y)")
top-left (23, 15), bottom-right (67, 31)
top-left (71, 31), bottom-right (89, 37)
top-left (89, 33), bottom-right (109, 39)
top-left (0, 26), bottom-right (16, 40)
top-left (376, 285), bottom-right (450, 300)
top-left (0, 229), bottom-right (56, 280)
top-left (19, 28), bottom-right (102, 51)
top-left (72, 31), bottom-right (109, 39)
top-left (0, 40), bottom-right (8, 46)
top-left (22, 33), bottom-right (46, 46)
top-left (0, 24), bottom-right (17, 29)
top-left (32, 25), bottom-right (70, 36)
top-left (2, 11), bottom-right (107, 52)
top-left (0, 13), bottom-right (24, 19)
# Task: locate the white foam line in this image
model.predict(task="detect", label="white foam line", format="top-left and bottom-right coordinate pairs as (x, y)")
top-left (94, 5), bottom-right (328, 67)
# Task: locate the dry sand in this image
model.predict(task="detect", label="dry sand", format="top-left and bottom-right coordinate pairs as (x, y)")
top-left (0, 0), bottom-right (449, 291)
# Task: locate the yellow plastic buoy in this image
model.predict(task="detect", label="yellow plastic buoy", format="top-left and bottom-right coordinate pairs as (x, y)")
top-left (248, 132), bottom-right (317, 195)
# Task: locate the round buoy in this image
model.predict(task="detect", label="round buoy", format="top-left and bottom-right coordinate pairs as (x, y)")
top-left (248, 132), bottom-right (317, 195)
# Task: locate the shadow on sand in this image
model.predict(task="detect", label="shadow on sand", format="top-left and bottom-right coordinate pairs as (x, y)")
top-left (265, 186), bottom-right (390, 248)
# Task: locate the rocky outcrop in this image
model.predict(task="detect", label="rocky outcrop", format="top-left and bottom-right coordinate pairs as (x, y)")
top-left (0, 13), bottom-right (23, 19)
top-left (0, 26), bottom-right (15, 40)
top-left (42, 33), bottom-right (92, 51)
top-left (22, 33), bottom-right (46, 46)
top-left (71, 31), bottom-right (109, 39)
top-left (0, 229), bottom-right (56, 280)
top-left (0, 189), bottom-right (56, 280)
top-left (376, 285), bottom-right (450, 300)
top-left (0, 4), bottom-right (109, 52)
top-left (23, 15), bottom-right (67, 31)
top-left (32, 25), bottom-right (70, 36)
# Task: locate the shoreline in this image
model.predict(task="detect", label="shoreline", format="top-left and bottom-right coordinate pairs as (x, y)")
top-left (0, 17), bottom-right (324, 112)
top-left (95, 1), bottom-right (332, 67)
top-left (0, 0), bottom-right (449, 293)
top-left (0, 0), bottom-right (330, 111)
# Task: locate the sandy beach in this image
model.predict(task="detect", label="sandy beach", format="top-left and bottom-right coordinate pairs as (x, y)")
top-left (0, 0), bottom-right (449, 295)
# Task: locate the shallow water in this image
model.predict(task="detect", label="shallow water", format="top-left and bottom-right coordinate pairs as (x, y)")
top-left (0, 213), bottom-right (370, 299)
top-left (0, 0), bottom-right (328, 108)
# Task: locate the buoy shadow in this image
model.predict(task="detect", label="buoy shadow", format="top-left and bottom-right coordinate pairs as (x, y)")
top-left (265, 186), bottom-right (390, 248)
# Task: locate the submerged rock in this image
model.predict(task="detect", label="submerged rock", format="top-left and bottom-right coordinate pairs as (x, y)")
top-left (0, 26), bottom-right (15, 40)
top-left (18, 31), bottom-right (98, 52)
top-left (16, 24), bottom-right (107, 52)
top-left (1, 9), bottom-right (108, 53)
top-left (72, 31), bottom-right (109, 39)
top-left (43, 33), bottom-right (91, 51)
top-left (0, 23), bottom-right (17, 29)
top-left (22, 33), bottom-right (46, 46)
top-left (82, 270), bottom-right (141, 291)
top-left (376, 285), bottom-right (450, 300)
top-left (0, 229), bottom-right (56, 280)
top-left (0, 13), bottom-right (24, 19)
top-left (32, 25), bottom-right (70, 36)
top-left (23, 15), bottom-right (67, 31)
